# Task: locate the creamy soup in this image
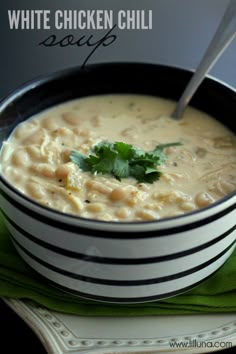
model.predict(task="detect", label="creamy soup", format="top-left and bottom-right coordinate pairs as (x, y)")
top-left (1, 95), bottom-right (236, 221)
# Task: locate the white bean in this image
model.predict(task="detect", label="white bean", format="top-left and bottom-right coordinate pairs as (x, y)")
top-left (180, 202), bottom-right (196, 212)
top-left (31, 164), bottom-right (55, 178)
top-left (62, 112), bottom-right (81, 125)
top-left (55, 164), bottom-right (73, 179)
top-left (110, 187), bottom-right (126, 202)
top-left (136, 209), bottom-right (160, 220)
top-left (26, 145), bottom-right (41, 160)
top-left (42, 117), bottom-right (58, 130)
top-left (86, 203), bottom-right (105, 213)
top-left (14, 122), bottom-right (38, 139)
top-left (27, 182), bottom-right (46, 199)
top-left (23, 129), bottom-right (45, 145)
top-left (86, 180), bottom-right (112, 195)
top-left (11, 150), bottom-right (29, 167)
top-left (115, 207), bottom-right (131, 219)
top-left (195, 192), bottom-right (214, 208)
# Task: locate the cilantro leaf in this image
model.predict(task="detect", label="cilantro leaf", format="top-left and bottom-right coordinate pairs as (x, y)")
top-left (113, 142), bottom-right (134, 160)
top-left (70, 141), bottom-right (181, 184)
top-left (70, 150), bottom-right (90, 171)
top-left (113, 157), bottom-right (129, 180)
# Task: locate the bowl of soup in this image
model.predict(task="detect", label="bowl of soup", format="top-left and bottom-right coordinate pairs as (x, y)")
top-left (0, 63), bottom-right (235, 303)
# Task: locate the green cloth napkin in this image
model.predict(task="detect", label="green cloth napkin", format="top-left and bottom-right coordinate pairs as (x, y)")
top-left (0, 212), bottom-right (236, 316)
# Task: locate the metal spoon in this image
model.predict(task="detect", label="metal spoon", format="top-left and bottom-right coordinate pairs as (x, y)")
top-left (172, 0), bottom-right (236, 119)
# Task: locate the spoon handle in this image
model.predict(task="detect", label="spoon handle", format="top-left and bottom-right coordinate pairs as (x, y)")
top-left (172, 0), bottom-right (236, 119)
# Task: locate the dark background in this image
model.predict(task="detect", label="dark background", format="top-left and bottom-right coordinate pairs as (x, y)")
top-left (0, 0), bottom-right (235, 99)
top-left (0, 0), bottom-right (236, 352)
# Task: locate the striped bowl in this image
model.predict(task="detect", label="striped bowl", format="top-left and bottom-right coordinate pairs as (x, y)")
top-left (0, 63), bottom-right (235, 303)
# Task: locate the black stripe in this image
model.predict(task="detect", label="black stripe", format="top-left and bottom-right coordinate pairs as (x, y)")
top-left (0, 186), bottom-right (235, 239)
top-left (36, 267), bottom-right (229, 303)
top-left (4, 210), bottom-right (236, 264)
top-left (11, 235), bottom-right (236, 286)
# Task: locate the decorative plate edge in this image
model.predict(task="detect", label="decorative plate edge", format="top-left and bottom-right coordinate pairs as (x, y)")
top-left (3, 298), bottom-right (236, 354)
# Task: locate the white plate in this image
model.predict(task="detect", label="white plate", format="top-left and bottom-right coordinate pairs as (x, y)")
top-left (3, 298), bottom-right (236, 354)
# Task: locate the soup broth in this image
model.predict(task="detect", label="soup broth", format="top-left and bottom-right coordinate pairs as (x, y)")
top-left (1, 94), bottom-right (236, 221)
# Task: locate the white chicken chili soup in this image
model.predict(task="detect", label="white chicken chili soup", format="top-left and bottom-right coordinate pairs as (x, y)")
top-left (1, 94), bottom-right (235, 221)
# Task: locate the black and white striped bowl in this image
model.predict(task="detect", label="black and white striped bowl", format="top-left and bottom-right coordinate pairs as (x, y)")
top-left (0, 63), bottom-right (235, 303)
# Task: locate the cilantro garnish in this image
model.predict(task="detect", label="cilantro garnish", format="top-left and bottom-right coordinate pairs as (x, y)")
top-left (70, 141), bottom-right (181, 183)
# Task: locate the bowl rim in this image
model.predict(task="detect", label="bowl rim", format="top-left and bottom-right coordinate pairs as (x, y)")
top-left (0, 62), bottom-right (235, 230)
